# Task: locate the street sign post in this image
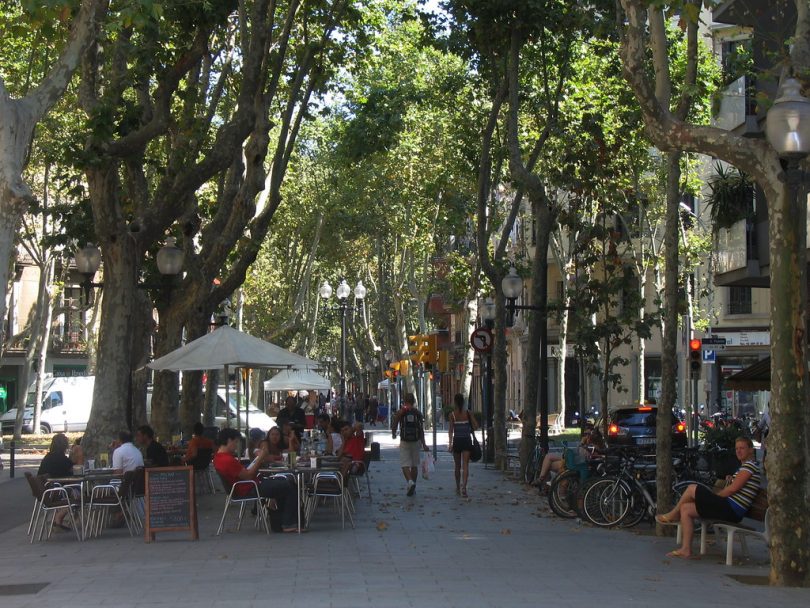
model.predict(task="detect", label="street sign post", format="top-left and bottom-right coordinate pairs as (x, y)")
top-left (701, 336), bottom-right (727, 345)
top-left (470, 327), bottom-right (493, 353)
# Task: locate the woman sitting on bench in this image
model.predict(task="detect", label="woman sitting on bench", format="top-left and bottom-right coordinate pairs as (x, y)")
top-left (655, 436), bottom-right (761, 559)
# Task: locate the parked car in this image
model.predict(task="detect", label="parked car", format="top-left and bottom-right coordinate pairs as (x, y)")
top-left (214, 388), bottom-right (276, 432)
top-left (596, 404), bottom-right (686, 449)
top-left (0, 376), bottom-right (95, 434)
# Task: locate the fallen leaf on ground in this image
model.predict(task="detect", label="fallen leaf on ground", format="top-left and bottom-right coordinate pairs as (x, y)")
top-left (500, 528), bottom-right (511, 535)
top-left (376, 521), bottom-right (389, 531)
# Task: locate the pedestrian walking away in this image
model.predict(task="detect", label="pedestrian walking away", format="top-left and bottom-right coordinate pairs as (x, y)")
top-left (391, 392), bottom-right (429, 496)
top-left (448, 393), bottom-right (477, 498)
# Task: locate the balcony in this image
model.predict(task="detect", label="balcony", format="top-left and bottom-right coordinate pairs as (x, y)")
top-left (714, 218), bottom-right (769, 287)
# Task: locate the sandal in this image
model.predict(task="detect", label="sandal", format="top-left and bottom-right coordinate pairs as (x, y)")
top-left (655, 514), bottom-right (675, 524)
top-left (666, 549), bottom-right (698, 560)
top-left (461, 487), bottom-right (468, 498)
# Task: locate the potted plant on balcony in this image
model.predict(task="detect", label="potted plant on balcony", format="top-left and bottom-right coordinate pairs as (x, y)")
top-left (706, 164), bottom-right (754, 232)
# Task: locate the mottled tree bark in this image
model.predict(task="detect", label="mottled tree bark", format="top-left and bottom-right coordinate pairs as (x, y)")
top-left (656, 151), bottom-right (680, 532)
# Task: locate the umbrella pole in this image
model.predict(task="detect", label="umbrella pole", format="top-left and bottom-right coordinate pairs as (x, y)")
top-left (236, 367), bottom-right (242, 446)
top-left (224, 365), bottom-right (230, 429)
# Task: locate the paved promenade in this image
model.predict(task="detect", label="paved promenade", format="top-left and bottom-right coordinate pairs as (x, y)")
top-left (0, 432), bottom-right (807, 608)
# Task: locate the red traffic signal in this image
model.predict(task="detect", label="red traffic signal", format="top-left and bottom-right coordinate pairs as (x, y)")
top-left (688, 338), bottom-right (702, 378)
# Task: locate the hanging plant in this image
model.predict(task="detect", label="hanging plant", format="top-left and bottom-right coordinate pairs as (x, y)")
top-left (706, 164), bottom-right (754, 232)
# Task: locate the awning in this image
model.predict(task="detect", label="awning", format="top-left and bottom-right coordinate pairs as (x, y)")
top-left (725, 357), bottom-right (770, 391)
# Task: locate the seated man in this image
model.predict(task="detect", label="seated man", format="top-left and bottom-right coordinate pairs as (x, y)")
top-left (182, 422), bottom-right (215, 464)
top-left (136, 425), bottom-right (169, 467)
top-left (213, 428), bottom-right (301, 533)
top-left (275, 396), bottom-right (306, 439)
top-left (336, 422), bottom-right (366, 479)
top-left (112, 431), bottom-right (145, 474)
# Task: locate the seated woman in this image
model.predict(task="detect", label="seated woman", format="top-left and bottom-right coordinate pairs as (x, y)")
top-left (327, 418), bottom-right (343, 455)
top-left (69, 436), bottom-right (84, 466)
top-left (213, 428), bottom-right (300, 533)
top-left (37, 433), bottom-right (76, 531)
top-left (336, 422), bottom-right (366, 479)
top-left (258, 427), bottom-right (285, 464)
top-left (655, 436), bottom-right (761, 559)
top-left (534, 429), bottom-right (603, 489)
top-left (280, 421), bottom-right (300, 454)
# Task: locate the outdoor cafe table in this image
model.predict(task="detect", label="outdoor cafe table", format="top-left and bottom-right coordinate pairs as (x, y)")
top-left (46, 469), bottom-right (120, 541)
top-left (259, 459), bottom-right (343, 533)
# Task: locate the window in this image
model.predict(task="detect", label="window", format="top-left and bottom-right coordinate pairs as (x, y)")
top-left (727, 286), bottom-right (752, 315)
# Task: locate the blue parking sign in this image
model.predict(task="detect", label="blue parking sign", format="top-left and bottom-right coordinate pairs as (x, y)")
top-left (702, 349), bottom-right (716, 364)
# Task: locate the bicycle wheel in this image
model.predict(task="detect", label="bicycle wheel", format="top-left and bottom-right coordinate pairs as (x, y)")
top-left (582, 477), bottom-right (631, 527)
top-left (524, 449), bottom-right (541, 485)
top-left (548, 470), bottom-right (581, 518)
top-left (618, 485), bottom-right (648, 528)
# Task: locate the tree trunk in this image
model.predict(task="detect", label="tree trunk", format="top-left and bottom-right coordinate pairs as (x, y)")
top-left (637, 272), bottom-right (646, 402)
top-left (492, 290), bottom-right (508, 466)
top-left (81, 167), bottom-right (139, 458)
top-left (767, 176), bottom-right (810, 586)
top-left (32, 258), bottom-right (55, 434)
top-left (461, 297), bottom-right (478, 401)
top-left (656, 151), bottom-right (680, 532)
top-left (180, 314), bottom-right (210, 437)
top-left (151, 308), bottom-right (183, 443)
top-left (520, 199), bottom-right (553, 476)
top-left (203, 368), bottom-right (218, 426)
top-left (129, 289), bottom-right (154, 432)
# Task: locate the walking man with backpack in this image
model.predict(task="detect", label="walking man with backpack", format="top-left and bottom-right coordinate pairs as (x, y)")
top-left (392, 392), bottom-right (429, 496)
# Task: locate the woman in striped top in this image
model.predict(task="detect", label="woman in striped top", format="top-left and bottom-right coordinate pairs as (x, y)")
top-left (655, 436), bottom-right (761, 559)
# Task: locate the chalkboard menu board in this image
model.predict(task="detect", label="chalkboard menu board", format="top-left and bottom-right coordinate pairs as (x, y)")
top-left (144, 466), bottom-right (198, 542)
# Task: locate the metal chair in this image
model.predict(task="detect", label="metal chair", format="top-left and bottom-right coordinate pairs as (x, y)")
top-left (84, 472), bottom-right (136, 539)
top-left (24, 472), bottom-right (44, 538)
top-left (305, 471), bottom-right (354, 529)
top-left (215, 473), bottom-right (269, 535)
top-left (27, 474), bottom-right (82, 542)
top-left (190, 448), bottom-right (215, 494)
top-left (349, 452), bottom-right (372, 503)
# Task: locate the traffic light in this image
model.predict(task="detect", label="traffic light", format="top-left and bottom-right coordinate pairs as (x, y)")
top-left (689, 338), bottom-right (702, 379)
top-left (408, 335), bottom-right (420, 364)
top-left (408, 334), bottom-right (435, 366)
top-left (425, 334), bottom-right (438, 367)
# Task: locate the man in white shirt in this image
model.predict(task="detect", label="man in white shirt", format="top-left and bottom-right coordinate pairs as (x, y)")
top-left (112, 431), bottom-right (144, 474)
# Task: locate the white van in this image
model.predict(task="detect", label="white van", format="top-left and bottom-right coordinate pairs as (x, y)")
top-left (215, 388), bottom-right (276, 432)
top-left (0, 376), bottom-right (95, 434)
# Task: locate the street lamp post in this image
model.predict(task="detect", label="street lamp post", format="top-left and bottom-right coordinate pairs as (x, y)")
top-left (502, 266), bottom-right (551, 453)
top-left (764, 77), bottom-right (810, 544)
top-left (480, 297), bottom-right (496, 463)
top-left (320, 279), bottom-right (366, 419)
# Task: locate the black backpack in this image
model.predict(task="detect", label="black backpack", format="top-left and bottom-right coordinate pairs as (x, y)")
top-left (400, 408), bottom-right (422, 442)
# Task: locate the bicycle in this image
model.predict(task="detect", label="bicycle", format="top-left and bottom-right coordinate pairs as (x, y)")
top-left (547, 445), bottom-right (600, 518)
top-left (523, 437), bottom-right (548, 485)
top-left (580, 448), bottom-right (712, 528)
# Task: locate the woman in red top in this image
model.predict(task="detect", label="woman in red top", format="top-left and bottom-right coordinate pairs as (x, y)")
top-left (213, 428), bottom-right (300, 532)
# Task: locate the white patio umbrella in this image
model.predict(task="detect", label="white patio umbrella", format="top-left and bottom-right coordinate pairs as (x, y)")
top-left (147, 326), bottom-right (318, 438)
top-left (263, 369), bottom-right (331, 392)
